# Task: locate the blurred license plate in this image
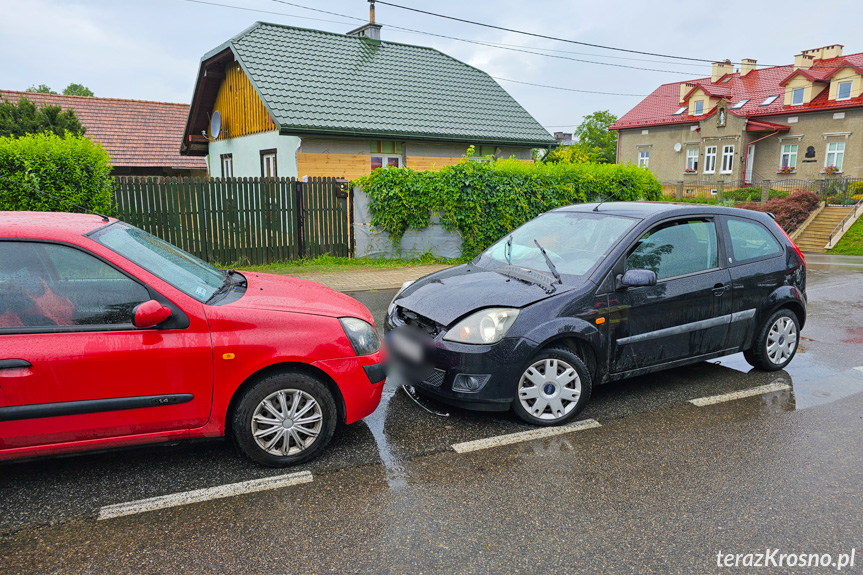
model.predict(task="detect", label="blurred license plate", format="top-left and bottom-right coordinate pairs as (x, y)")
top-left (389, 331), bottom-right (424, 363)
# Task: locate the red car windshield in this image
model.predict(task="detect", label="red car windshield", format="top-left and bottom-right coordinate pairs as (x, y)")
top-left (92, 223), bottom-right (225, 302)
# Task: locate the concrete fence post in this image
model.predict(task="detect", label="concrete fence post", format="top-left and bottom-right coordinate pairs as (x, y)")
top-left (676, 181), bottom-right (684, 199)
top-left (717, 180), bottom-right (725, 202)
top-left (761, 180), bottom-right (771, 204)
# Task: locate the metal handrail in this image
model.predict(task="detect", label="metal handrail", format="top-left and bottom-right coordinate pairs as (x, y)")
top-left (828, 196), bottom-right (863, 246)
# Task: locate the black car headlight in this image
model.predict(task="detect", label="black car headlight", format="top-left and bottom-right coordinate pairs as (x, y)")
top-left (339, 317), bottom-right (381, 356)
top-left (443, 308), bottom-right (520, 345)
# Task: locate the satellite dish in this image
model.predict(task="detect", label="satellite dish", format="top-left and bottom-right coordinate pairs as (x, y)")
top-left (673, 142), bottom-right (682, 152)
top-left (210, 111), bottom-right (222, 139)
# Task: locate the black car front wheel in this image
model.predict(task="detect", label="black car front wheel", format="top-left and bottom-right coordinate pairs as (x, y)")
top-left (512, 346), bottom-right (592, 426)
top-left (232, 372), bottom-right (337, 467)
top-left (744, 309), bottom-right (800, 372)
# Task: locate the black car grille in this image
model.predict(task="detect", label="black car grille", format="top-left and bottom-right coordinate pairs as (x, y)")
top-left (396, 307), bottom-right (444, 338)
top-left (422, 368), bottom-right (446, 388)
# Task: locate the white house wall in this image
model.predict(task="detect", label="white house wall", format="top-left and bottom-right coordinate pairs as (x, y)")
top-left (207, 132), bottom-right (300, 179)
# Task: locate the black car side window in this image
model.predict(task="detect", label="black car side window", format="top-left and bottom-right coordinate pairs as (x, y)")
top-left (0, 242), bottom-right (149, 330)
top-left (726, 218), bottom-right (782, 263)
top-left (626, 219), bottom-right (718, 280)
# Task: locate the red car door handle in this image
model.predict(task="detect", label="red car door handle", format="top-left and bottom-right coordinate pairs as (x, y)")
top-left (0, 359), bottom-right (31, 369)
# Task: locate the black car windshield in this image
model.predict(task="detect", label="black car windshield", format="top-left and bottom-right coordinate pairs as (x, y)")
top-left (92, 223), bottom-right (225, 302)
top-left (475, 211), bottom-right (637, 278)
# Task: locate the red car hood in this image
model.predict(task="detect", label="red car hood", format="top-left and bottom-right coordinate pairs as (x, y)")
top-left (229, 272), bottom-right (374, 323)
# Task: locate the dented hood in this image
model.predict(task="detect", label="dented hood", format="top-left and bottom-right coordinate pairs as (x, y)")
top-left (393, 264), bottom-right (579, 326)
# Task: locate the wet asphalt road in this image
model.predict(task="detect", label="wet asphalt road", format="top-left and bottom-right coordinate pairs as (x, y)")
top-left (1, 255), bottom-right (862, 574)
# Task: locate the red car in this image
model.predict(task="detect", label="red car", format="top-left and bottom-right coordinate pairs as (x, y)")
top-left (0, 212), bottom-right (386, 466)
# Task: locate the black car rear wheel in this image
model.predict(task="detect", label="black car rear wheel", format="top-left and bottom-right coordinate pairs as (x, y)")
top-left (744, 309), bottom-right (800, 372)
top-left (512, 346), bottom-right (592, 426)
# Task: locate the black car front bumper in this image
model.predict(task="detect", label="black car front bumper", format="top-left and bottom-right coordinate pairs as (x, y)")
top-left (385, 314), bottom-right (539, 412)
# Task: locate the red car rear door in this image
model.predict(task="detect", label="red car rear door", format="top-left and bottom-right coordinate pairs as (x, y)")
top-left (0, 241), bottom-right (213, 451)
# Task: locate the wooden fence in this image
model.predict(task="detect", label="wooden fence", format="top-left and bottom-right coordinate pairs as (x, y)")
top-left (113, 177), bottom-right (351, 265)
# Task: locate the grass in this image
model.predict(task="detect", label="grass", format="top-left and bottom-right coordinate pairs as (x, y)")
top-left (826, 216), bottom-right (863, 255)
top-left (236, 253), bottom-right (469, 275)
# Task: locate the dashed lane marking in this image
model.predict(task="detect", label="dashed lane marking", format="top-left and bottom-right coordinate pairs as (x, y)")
top-left (451, 419), bottom-right (601, 454)
top-left (689, 383), bottom-right (792, 407)
top-left (98, 471), bottom-right (313, 520)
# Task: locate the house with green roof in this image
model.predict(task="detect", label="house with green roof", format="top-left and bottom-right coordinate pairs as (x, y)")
top-left (180, 19), bottom-right (555, 180)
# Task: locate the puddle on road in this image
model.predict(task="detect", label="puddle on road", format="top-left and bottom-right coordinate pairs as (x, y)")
top-left (710, 351), bottom-right (863, 411)
top-left (364, 386), bottom-right (408, 490)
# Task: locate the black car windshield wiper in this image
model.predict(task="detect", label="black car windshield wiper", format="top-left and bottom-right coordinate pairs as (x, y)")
top-left (534, 239), bottom-right (562, 284)
top-left (206, 270), bottom-right (246, 304)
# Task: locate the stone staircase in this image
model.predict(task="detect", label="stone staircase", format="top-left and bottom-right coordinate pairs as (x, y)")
top-left (794, 206), bottom-right (853, 253)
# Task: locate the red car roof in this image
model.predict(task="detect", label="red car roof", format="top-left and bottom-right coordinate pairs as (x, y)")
top-left (611, 52), bottom-right (863, 130)
top-left (0, 212), bottom-right (116, 241)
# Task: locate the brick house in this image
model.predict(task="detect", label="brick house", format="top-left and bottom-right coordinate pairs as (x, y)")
top-left (180, 19), bottom-right (554, 180)
top-left (611, 45), bottom-right (862, 188)
top-left (0, 90), bottom-right (207, 178)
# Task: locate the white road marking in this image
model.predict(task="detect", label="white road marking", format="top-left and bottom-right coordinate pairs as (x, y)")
top-left (98, 470), bottom-right (313, 520)
top-left (451, 419), bottom-right (601, 454)
top-left (689, 383), bottom-right (792, 407)
top-left (854, 366), bottom-right (863, 373)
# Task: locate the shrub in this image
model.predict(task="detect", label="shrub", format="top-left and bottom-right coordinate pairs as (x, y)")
top-left (737, 191), bottom-right (820, 233)
top-left (0, 132), bottom-right (113, 214)
top-left (354, 158), bottom-right (662, 256)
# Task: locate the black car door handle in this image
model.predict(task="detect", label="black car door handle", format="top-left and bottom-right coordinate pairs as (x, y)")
top-left (712, 284), bottom-right (728, 296)
top-left (0, 359), bottom-right (31, 370)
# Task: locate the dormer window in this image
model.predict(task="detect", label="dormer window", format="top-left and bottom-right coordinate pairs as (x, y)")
top-left (837, 81), bottom-right (852, 100)
top-left (731, 99), bottom-right (749, 109)
top-left (672, 106), bottom-right (687, 116)
top-left (759, 95), bottom-right (779, 106)
top-left (791, 88), bottom-right (805, 105)
top-left (694, 100), bottom-right (704, 115)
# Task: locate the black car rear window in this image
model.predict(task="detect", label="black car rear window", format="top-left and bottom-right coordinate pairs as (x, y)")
top-left (727, 218), bottom-right (782, 263)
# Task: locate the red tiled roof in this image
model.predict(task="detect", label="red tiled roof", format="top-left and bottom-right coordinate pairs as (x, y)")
top-left (0, 90), bottom-right (206, 170)
top-left (611, 52), bottom-right (863, 131)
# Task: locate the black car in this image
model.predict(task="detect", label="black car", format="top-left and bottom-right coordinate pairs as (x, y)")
top-left (385, 202), bottom-right (807, 426)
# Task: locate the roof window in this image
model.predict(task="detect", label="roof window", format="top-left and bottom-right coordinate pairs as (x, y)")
top-left (759, 95), bottom-right (779, 106)
top-left (731, 99), bottom-right (749, 109)
top-left (672, 106), bottom-right (687, 116)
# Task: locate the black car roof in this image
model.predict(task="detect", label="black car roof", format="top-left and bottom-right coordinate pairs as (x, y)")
top-left (555, 201), bottom-right (773, 222)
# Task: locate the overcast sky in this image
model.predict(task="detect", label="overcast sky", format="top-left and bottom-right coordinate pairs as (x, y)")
top-left (2, 0), bottom-right (860, 135)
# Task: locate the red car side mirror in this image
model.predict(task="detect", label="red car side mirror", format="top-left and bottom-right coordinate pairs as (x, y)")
top-left (133, 300), bottom-right (172, 329)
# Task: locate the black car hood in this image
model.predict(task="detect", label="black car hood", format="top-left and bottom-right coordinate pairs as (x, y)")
top-left (394, 264), bottom-right (582, 326)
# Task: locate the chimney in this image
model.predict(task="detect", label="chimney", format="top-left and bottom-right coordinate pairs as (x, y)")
top-left (794, 53), bottom-right (814, 70)
top-left (347, 0), bottom-right (382, 42)
top-left (800, 44), bottom-right (844, 62)
top-left (740, 58), bottom-right (757, 77)
top-left (679, 82), bottom-right (695, 103)
top-left (711, 60), bottom-right (733, 82)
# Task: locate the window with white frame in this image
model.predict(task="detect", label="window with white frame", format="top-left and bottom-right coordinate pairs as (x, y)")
top-left (672, 106), bottom-right (687, 116)
top-left (731, 99), bottom-right (749, 109)
top-left (791, 88), bottom-right (805, 105)
top-left (693, 100), bottom-right (704, 115)
top-left (220, 154), bottom-right (233, 178)
top-left (260, 149), bottom-right (277, 178)
top-left (759, 95), bottom-right (779, 106)
top-left (825, 142), bottom-right (845, 171)
top-left (720, 145), bottom-right (735, 174)
top-left (703, 146), bottom-right (717, 174)
top-left (836, 81), bottom-right (853, 101)
top-left (638, 151), bottom-right (649, 168)
top-left (780, 144), bottom-right (798, 169)
top-left (371, 154), bottom-right (402, 170)
top-left (685, 148), bottom-right (698, 171)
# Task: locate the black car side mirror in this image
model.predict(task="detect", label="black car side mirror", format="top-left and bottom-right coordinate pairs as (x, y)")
top-left (617, 269), bottom-right (657, 289)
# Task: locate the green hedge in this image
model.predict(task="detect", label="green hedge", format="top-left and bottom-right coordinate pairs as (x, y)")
top-left (354, 159), bottom-right (662, 256)
top-left (0, 132), bottom-right (113, 214)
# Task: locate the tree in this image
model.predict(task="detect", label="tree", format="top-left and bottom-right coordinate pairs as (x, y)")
top-left (573, 110), bottom-right (619, 164)
top-left (63, 83), bottom-right (94, 97)
top-left (26, 84), bottom-right (58, 94)
top-left (0, 96), bottom-right (86, 138)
